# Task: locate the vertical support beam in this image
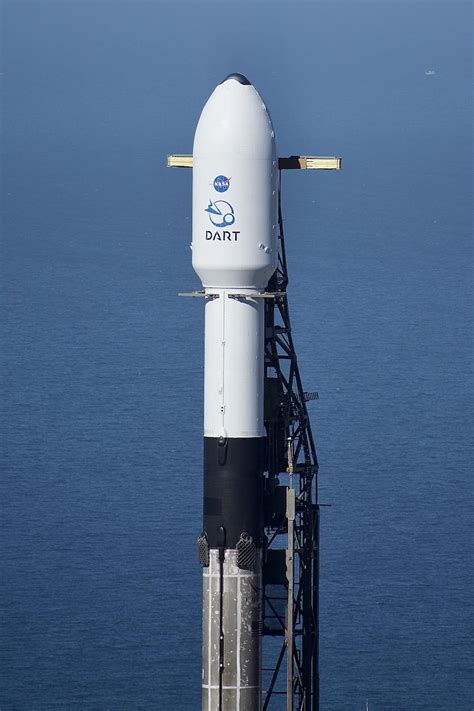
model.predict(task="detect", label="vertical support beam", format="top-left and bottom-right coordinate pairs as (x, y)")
top-left (286, 487), bottom-right (296, 711)
top-left (302, 500), bottom-right (314, 708)
top-left (312, 503), bottom-right (320, 711)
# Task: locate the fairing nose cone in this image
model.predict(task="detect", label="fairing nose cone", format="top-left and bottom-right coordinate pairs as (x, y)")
top-left (221, 72), bottom-right (251, 85)
top-left (192, 75), bottom-right (277, 291)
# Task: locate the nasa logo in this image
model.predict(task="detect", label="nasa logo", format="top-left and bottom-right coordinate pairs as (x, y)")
top-left (213, 175), bottom-right (231, 193)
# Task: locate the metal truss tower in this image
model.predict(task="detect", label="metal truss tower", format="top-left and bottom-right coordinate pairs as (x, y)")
top-left (262, 176), bottom-right (320, 711)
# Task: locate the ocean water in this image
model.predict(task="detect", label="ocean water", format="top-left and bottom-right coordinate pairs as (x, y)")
top-left (1, 2), bottom-right (472, 709)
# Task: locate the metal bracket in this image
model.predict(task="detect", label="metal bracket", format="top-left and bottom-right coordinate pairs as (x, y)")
top-left (179, 291), bottom-right (284, 301)
top-left (228, 292), bottom-right (286, 301)
top-left (178, 291), bottom-right (220, 300)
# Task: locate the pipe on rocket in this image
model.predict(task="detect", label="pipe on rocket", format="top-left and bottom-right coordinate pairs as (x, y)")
top-left (193, 73), bottom-right (278, 710)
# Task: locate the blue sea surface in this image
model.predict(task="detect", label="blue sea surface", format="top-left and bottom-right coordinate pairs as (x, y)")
top-left (1, 2), bottom-right (472, 709)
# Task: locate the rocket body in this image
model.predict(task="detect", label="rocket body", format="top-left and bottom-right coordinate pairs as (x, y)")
top-left (193, 74), bottom-right (278, 710)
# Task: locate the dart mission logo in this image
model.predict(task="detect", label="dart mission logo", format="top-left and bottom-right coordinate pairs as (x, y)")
top-left (205, 199), bottom-right (240, 241)
top-left (213, 175), bottom-right (231, 192)
top-left (205, 200), bottom-right (235, 227)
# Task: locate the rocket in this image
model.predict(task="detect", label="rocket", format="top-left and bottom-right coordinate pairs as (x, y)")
top-left (193, 73), bottom-right (277, 710)
top-left (173, 72), bottom-right (341, 710)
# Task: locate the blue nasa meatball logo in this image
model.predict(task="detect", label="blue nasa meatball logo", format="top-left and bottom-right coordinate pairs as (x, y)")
top-left (213, 175), bottom-right (231, 193)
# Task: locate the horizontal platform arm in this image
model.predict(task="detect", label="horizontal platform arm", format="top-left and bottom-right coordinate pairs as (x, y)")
top-left (167, 155), bottom-right (342, 170)
top-left (178, 291), bottom-right (219, 298)
top-left (279, 155), bottom-right (342, 170)
top-left (178, 291), bottom-right (286, 300)
top-left (168, 154), bottom-right (194, 168)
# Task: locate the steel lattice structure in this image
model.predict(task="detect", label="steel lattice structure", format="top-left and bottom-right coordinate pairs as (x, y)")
top-left (262, 178), bottom-right (320, 711)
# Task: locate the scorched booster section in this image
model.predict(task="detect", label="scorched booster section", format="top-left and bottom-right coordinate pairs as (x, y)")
top-left (193, 73), bottom-right (277, 711)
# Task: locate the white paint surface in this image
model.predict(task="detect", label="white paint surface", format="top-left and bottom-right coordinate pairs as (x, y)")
top-left (192, 76), bottom-right (278, 289)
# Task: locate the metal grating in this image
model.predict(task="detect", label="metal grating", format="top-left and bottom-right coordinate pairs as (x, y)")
top-left (197, 532), bottom-right (210, 567)
top-left (236, 532), bottom-right (257, 570)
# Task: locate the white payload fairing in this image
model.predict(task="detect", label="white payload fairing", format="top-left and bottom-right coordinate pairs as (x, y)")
top-left (193, 73), bottom-right (277, 710)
